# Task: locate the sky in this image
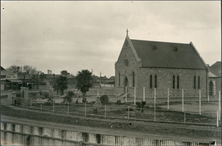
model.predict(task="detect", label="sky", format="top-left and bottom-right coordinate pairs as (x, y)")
top-left (1, 1), bottom-right (221, 78)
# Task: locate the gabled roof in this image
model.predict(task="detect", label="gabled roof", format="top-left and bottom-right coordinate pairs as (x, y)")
top-left (1, 66), bottom-right (5, 70)
top-left (209, 71), bottom-right (217, 78)
top-left (209, 61), bottom-right (221, 77)
top-left (127, 38), bottom-right (207, 70)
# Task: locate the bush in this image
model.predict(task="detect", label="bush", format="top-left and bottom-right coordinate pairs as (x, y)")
top-left (100, 95), bottom-right (109, 105)
top-left (82, 98), bottom-right (87, 103)
top-left (136, 101), bottom-right (146, 108)
top-left (116, 100), bottom-right (121, 104)
top-left (62, 91), bottom-right (75, 103)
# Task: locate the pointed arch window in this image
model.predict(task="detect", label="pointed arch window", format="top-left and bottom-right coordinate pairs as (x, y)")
top-left (150, 75), bottom-right (152, 89)
top-left (177, 75), bottom-right (179, 89)
top-left (154, 75), bottom-right (157, 88)
top-left (173, 75), bottom-right (175, 89)
top-left (132, 72), bottom-right (135, 87)
top-left (194, 76), bottom-right (196, 89)
top-left (198, 76), bottom-right (200, 89)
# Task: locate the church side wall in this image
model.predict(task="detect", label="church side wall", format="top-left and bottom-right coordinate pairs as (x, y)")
top-left (137, 68), bottom-right (207, 104)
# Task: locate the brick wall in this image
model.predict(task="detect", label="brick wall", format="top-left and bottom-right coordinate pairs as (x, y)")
top-left (137, 68), bottom-right (207, 102)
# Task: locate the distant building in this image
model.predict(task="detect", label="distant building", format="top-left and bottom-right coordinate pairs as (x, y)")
top-left (1, 66), bottom-right (22, 91)
top-left (115, 32), bottom-right (208, 100)
top-left (208, 61), bottom-right (221, 97)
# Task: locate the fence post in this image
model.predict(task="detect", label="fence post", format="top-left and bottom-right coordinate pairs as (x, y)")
top-left (184, 111), bottom-right (186, 123)
top-left (217, 110), bottom-right (219, 127)
top-left (219, 91), bottom-right (221, 121)
top-left (21, 98), bottom-right (23, 107)
top-left (30, 98), bottom-right (32, 108)
top-left (67, 103), bottom-right (69, 114)
top-left (85, 103), bottom-right (86, 117)
top-left (167, 88), bottom-right (169, 110)
top-left (105, 105), bottom-right (106, 118)
top-left (199, 90), bottom-right (201, 115)
top-left (125, 87), bottom-right (127, 103)
top-left (128, 106), bottom-right (129, 120)
top-left (52, 100), bottom-right (54, 112)
top-left (134, 87), bottom-right (136, 105)
top-left (154, 88), bottom-right (156, 122)
top-left (182, 89), bottom-right (184, 112)
top-left (208, 95), bottom-right (209, 103)
top-left (143, 86), bottom-right (145, 102)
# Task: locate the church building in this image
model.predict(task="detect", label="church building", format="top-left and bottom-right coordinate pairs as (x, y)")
top-left (115, 31), bottom-right (208, 102)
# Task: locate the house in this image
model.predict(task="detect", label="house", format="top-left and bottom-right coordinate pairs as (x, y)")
top-left (115, 32), bottom-right (208, 101)
top-left (208, 61), bottom-right (221, 97)
top-left (1, 66), bottom-right (22, 91)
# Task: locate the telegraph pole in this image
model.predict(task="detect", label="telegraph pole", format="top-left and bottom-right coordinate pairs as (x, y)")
top-left (100, 71), bottom-right (102, 89)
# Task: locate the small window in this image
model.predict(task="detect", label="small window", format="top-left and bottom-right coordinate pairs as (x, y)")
top-left (194, 76), bottom-right (196, 89)
top-left (177, 75), bottom-right (179, 89)
top-left (198, 76), bottom-right (200, 89)
top-left (154, 75), bottom-right (157, 88)
top-left (173, 47), bottom-right (178, 52)
top-left (173, 75), bottom-right (175, 89)
top-left (153, 45), bottom-right (157, 50)
top-left (132, 72), bottom-right (135, 87)
top-left (150, 75), bottom-right (152, 89)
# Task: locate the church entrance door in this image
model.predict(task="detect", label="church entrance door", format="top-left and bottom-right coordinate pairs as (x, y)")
top-left (124, 77), bottom-right (128, 93)
top-left (209, 81), bottom-right (213, 96)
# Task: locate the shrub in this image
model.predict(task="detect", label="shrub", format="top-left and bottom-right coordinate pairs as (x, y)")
top-left (82, 98), bottom-right (87, 103)
top-left (141, 101), bottom-right (146, 108)
top-left (100, 95), bottom-right (109, 105)
top-left (62, 91), bottom-right (75, 103)
top-left (116, 100), bottom-right (121, 104)
top-left (66, 91), bottom-right (75, 98)
top-left (136, 102), bottom-right (141, 108)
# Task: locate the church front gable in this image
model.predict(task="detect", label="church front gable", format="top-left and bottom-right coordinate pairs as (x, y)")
top-left (115, 39), bottom-right (140, 96)
top-left (116, 39), bottom-right (138, 64)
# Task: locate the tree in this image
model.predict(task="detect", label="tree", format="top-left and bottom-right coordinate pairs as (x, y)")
top-left (53, 76), bottom-right (68, 95)
top-left (7, 65), bottom-right (20, 73)
top-left (22, 65), bottom-right (37, 80)
top-left (76, 70), bottom-right (93, 99)
top-left (39, 72), bottom-right (46, 82)
top-left (61, 70), bottom-right (70, 76)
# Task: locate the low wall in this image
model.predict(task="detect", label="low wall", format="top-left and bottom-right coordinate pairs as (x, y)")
top-left (1, 120), bottom-right (202, 146)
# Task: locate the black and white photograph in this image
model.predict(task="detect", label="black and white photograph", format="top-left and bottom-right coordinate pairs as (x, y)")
top-left (1, 1), bottom-right (221, 146)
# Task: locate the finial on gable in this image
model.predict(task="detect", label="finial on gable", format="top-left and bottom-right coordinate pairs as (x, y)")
top-left (126, 29), bottom-right (129, 36)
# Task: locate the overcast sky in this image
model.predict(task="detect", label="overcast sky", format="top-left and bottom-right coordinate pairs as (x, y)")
top-left (1, 1), bottom-right (221, 77)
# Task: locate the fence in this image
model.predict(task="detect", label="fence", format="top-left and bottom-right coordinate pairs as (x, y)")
top-left (13, 88), bottom-right (221, 127)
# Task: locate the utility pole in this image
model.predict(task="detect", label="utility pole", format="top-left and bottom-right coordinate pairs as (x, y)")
top-left (100, 71), bottom-right (102, 89)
